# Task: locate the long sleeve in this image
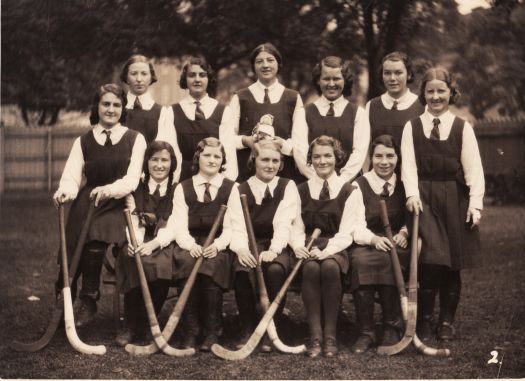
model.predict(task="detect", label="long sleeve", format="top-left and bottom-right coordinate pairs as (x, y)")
top-left (350, 184), bottom-right (376, 246)
top-left (322, 190), bottom-right (357, 256)
top-left (279, 95), bottom-right (304, 156)
top-left (292, 101), bottom-right (315, 179)
top-left (289, 195), bottom-right (306, 250)
top-left (340, 106), bottom-right (370, 182)
top-left (57, 137), bottom-right (84, 199)
top-left (157, 106), bottom-right (183, 183)
top-left (155, 184), bottom-right (185, 249)
top-left (224, 94), bottom-right (245, 150)
top-left (219, 104), bottom-right (239, 181)
top-left (222, 185), bottom-right (249, 253)
top-left (400, 120), bottom-right (419, 199)
top-left (269, 181), bottom-right (299, 254)
top-left (461, 123), bottom-right (485, 210)
top-left (106, 133), bottom-right (147, 199)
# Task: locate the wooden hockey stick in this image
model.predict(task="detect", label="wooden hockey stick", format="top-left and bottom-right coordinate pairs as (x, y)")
top-left (211, 228), bottom-right (321, 360)
top-left (124, 210), bottom-right (195, 357)
top-left (125, 205), bottom-right (227, 356)
top-left (11, 202), bottom-right (96, 352)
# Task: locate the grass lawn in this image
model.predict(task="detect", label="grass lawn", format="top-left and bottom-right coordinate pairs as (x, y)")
top-left (1, 193), bottom-right (524, 379)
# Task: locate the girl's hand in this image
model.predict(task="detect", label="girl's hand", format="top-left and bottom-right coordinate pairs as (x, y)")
top-left (203, 245), bottom-right (218, 259)
top-left (293, 246), bottom-right (309, 259)
top-left (309, 247), bottom-right (323, 259)
top-left (52, 190), bottom-right (74, 208)
top-left (127, 244), bottom-right (135, 257)
top-left (371, 236), bottom-right (393, 252)
top-left (406, 196), bottom-right (423, 213)
top-left (393, 232), bottom-right (408, 249)
top-left (190, 244), bottom-right (203, 258)
top-left (260, 250), bottom-right (278, 263)
top-left (466, 207), bottom-right (481, 228)
top-left (241, 135), bottom-right (255, 149)
top-left (237, 248), bottom-right (257, 268)
top-left (135, 241), bottom-right (159, 257)
top-left (90, 186), bottom-right (111, 207)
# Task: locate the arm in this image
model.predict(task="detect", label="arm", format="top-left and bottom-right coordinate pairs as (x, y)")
top-left (461, 122), bottom-right (485, 226)
top-left (321, 190), bottom-right (357, 257)
top-left (400, 121), bottom-right (423, 212)
top-left (278, 95), bottom-right (303, 157)
top-left (157, 106), bottom-right (183, 183)
top-left (351, 184), bottom-right (376, 246)
top-left (268, 181), bottom-right (299, 254)
top-left (53, 137), bottom-right (83, 206)
top-left (289, 193), bottom-right (309, 259)
top-left (125, 193), bottom-right (145, 246)
top-left (219, 104), bottom-right (239, 181)
top-left (215, 184), bottom-right (245, 252)
top-left (292, 97), bottom-right (315, 179)
top-left (340, 107), bottom-right (371, 182)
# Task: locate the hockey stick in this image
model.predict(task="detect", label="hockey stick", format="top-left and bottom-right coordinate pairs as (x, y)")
top-left (11, 201), bottom-right (96, 352)
top-left (58, 204), bottom-right (106, 355)
top-left (211, 228), bottom-right (321, 360)
top-left (124, 209), bottom-right (195, 357)
top-left (125, 204), bottom-right (227, 356)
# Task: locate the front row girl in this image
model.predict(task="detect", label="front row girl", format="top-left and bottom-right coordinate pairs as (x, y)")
top-left (116, 141), bottom-right (177, 346)
top-left (290, 136), bottom-right (358, 358)
top-left (349, 135), bottom-right (409, 354)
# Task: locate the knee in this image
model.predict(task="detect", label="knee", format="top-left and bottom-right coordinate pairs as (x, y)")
top-left (266, 263), bottom-right (285, 280)
top-left (302, 261), bottom-right (320, 279)
top-left (321, 259), bottom-right (340, 278)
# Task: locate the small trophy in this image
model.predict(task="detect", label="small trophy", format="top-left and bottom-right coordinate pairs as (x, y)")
top-left (252, 114), bottom-right (275, 141)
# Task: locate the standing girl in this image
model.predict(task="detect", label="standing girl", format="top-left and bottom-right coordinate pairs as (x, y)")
top-left (290, 136), bottom-right (358, 358)
top-left (233, 139), bottom-right (299, 352)
top-left (223, 42), bottom-right (308, 182)
top-left (53, 83), bottom-right (146, 327)
top-left (401, 67), bottom-right (484, 341)
top-left (116, 141), bottom-right (178, 346)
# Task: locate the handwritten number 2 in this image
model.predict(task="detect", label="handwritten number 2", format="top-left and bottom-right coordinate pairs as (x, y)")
top-left (487, 350), bottom-right (499, 365)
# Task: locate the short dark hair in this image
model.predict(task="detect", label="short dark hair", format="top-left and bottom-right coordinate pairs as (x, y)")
top-left (191, 137), bottom-right (227, 175)
top-left (418, 67), bottom-right (460, 105)
top-left (246, 139), bottom-right (284, 175)
top-left (143, 140), bottom-right (178, 186)
top-left (250, 42), bottom-right (283, 74)
top-left (311, 56), bottom-right (354, 97)
top-left (369, 134), bottom-right (401, 176)
top-left (381, 51), bottom-right (415, 84)
top-left (89, 83), bottom-right (127, 126)
top-left (179, 56), bottom-right (217, 97)
top-left (307, 135), bottom-right (347, 173)
top-left (120, 54), bottom-right (158, 86)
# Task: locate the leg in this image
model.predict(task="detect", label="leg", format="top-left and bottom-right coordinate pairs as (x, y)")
top-left (437, 270), bottom-right (461, 340)
top-left (76, 241), bottom-right (106, 327)
top-left (320, 259), bottom-right (341, 357)
top-left (417, 264), bottom-right (441, 341)
top-left (351, 285), bottom-right (376, 354)
top-left (301, 260), bottom-right (322, 358)
top-left (116, 287), bottom-right (140, 346)
top-left (200, 275), bottom-right (223, 352)
top-left (379, 285), bottom-right (403, 345)
top-left (261, 263), bottom-right (287, 353)
top-left (180, 278), bottom-right (200, 349)
top-left (234, 272), bottom-right (257, 348)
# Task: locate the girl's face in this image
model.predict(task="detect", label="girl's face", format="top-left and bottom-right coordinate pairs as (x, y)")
top-left (198, 145), bottom-right (223, 178)
top-left (319, 65), bottom-right (345, 101)
top-left (186, 64), bottom-right (208, 100)
top-left (148, 149), bottom-right (171, 183)
top-left (425, 78), bottom-right (451, 116)
top-left (255, 147), bottom-right (281, 183)
top-left (382, 59), bottom-right (408, 98)
top-left (311, 144), bottom-right (336, 179)
top-left (254, 51), bottom-right (278, 86)
top-left (372, 144), bottom-right (398, 180)
top-left (127, 62), bottom-right (152, 96)
top-left (98, 92), bottom-right (122, 129)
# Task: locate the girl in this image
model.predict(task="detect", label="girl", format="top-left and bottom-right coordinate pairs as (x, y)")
top-left (296, 56), bottom-right (370, 182)
top-left (166, 56), bottom-right (236, 182)
top-left (152, 137), bottom-right (249, 351)
top-left (401, 67), bottom-right (484, 341)
top-left (290, 135), bottom-right (358, 358)
top-left (53, 83), bottom-right (146, 327)
top-left (350, 134), bottom-right (409, 354)
top-left (233, 139), bottom-right (299, 352)
top-left (116, 141), bottom-right (178, 346)
top-left (222, 42), bottom-right (308, 183)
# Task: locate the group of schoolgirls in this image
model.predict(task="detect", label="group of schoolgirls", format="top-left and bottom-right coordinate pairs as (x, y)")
top-left (52, 43), bottom-right (484, 358)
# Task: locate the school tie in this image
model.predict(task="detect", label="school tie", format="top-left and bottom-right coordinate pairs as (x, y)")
top-left (319, 180), bottom-right (330, 201)
top-left (327, 102), bottom-right (335, 117)
top-left (203, 182), bottom-right (212, 203)
top-left (195, 100), bottom-right (205, 121)
top-left (380, 182), bottom-right (390, 198)
top-left (263, 88), bottom-right (271, 104)
top-left (152, 184), bottom-right (161, 203)
top-left (133, 96), bottom-right (142, 110)
top-left (263, 186), bottom-right (272, 203)
top-left (391, 100), bottom-right (399, 111)
top-left (431, 118), bottom-right (441, 140)
top-left (102, 130), bottom-right (112, 147)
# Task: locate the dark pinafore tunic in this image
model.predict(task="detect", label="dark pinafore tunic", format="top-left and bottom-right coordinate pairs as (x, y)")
top-left (118, 183), bottom-right (176, 294)
top-left (237, 88), bottom-right (299, 182)
top-left (65, 129), bottom-right (138, 261)
top-left (172, 103), bottom-right (224, 182)
top-left (412, 116), bottom-right (481, 270)
top-left (125, 103), bottom-right (162, 144)
top-left (233, 178), bottom-right (294, 282)
top-left (172, 178), bottom-right (235, 289)
top-left (349, 176), bottom-right (409, 291)
top-left (369, 97), bottom-right (424, 146)
top-left (305, 102), bottom-right (357, 163)
top-left (297, 181), bottom-right (355, 274)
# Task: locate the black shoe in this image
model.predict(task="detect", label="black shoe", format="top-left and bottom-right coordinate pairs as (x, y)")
top-left (260, 334), bottom-right (272, 353)
top-left (323, 337), bottom-right (338, 357)
top-left (381, 325), bottom-right (401, 346)
top-left (235, 328), bottom-right (252, 350)
top-left (305, 338), bottom-right (322, 358)
top-left (436, 321), bottom-right (455, 341)
top-left (200, 334), bottom-right (218, 352)
top-left (416, 319), bottom-right (434, 342)
top-left (75, 298), bottom-right (97, 327)
top-left (182, 334), bottom-right (197, 350)
top-left (115, 328), bottom-right (134, 347)
top-left (351, 334), bottom-right (374, 354)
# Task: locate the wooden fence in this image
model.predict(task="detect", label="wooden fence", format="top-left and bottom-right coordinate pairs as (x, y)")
top-left (0, 118), bottom-right (524, 194)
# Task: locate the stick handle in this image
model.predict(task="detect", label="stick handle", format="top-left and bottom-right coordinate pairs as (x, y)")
top-left (378, 200), bottom-right (407, 298)
top-left (68, 201), bottom-right (96, 284)
top-left (408, 212), bottom-right (419, 290)
top-left (59, 205), bottom-right (69, 284)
